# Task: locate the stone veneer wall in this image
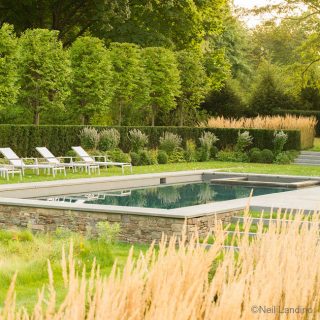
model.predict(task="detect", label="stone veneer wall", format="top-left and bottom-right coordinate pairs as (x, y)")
top-left (0, 204), bottom-right (240, 243)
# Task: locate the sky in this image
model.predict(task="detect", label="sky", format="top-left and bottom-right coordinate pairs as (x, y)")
top-left (233, 0), bottom-right (284, 28)
top-left (233, 0), bottom-right (282, 9)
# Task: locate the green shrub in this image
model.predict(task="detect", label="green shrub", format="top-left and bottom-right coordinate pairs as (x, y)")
top-left (249, 147), bottom-right (261, 156)
top-left (261, 149), bottom-right (274, 163)
top-left (148, 149), bottom-right (158, 165)
top-left (88, 149), bottom-right (103, 157)
top-left (157, 150), bottom-right (168, 164)
top-left (129, 129), bottom-right (148, 152)
top-left (168, 147), bottom-right (185, 163)
top-left (0, 230), bottom-right (13, 244)
top-left (216, 150), bottom-right (249, 162)
top-left (18, 230), bottom-right (34, 242)
top-left (159, 132), bottom-right (182, 154)
top-left (107, 148), bottom-right (131, 163)
top-left (65, 149), bottom-right (78, 163)
top-left (198, 132), bottom-right (219, 161)
top-left (286, 150), bottom-right (299, 161)
top-left (249, 150), bottom-right (262, 163)
top-left (274, 150), bottom-right (297, 164)
top-left (275, 152), bottom-right (291, 164)
top-left (98, 128), bottom-right (120, 151)
top-left (54, 227), bottom-right (73, 239)
top-left (0, 229), bottom-right (34, 243)
top-left (249, 148), bottom-right (263, 162)
top-left (199, 131), bottom-right (219, 150)
top-left (129, 152), bottom-right (140, 166)
top-left (197, 146), bottom-right (210, 162)
top-left (184, 139), bottom-right (197, 162)
top-left (96, 221), bottom-right (120, 245)
top-left (138, 150), bottom-right (152, 165)
top-left (210, 146), bottom-right (219, 159)
top-left (79, 127), bottom-right (99, 149)
top-left (273, 130), bottom-right (288, 155)
top-left (235, 131), bottom-right (253, 152)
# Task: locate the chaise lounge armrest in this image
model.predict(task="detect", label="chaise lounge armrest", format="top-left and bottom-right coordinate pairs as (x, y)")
top-left (92, 155), bottom-right (107, 162)
top-left (22, 157), bottom-right (39, 165)
top-left (56, 156), bottom-right (75, 163)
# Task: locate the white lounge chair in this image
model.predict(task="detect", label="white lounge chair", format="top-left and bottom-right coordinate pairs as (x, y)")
top-left (36, 147), bottom-right (100, 175)
top-left (0, 165), bottom-right (22, 181)
top-left (72, 146), bottom-right (132, 174)
top-left (0, 147), bottom-right (66, 177)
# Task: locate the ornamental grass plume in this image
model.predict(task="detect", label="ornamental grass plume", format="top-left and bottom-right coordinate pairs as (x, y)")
top-left (205, 115), bottom-right (317, 149)
top-left (2, 208), bottom-right (320, 319)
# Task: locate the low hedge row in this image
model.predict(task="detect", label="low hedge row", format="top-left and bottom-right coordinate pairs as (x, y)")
top-left (0, 125), bottom-right (301, 157)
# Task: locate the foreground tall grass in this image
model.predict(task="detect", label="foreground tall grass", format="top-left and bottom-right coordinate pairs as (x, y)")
top-left (206, 115), bottom-right (317, 149)
top-left (2, 209), bottom-right (320, 319)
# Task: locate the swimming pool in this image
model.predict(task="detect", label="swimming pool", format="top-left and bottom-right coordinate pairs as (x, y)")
top-left (0, 170), bottom-right (318, 243)
top-left (42, 182), bottom-right (289, 210)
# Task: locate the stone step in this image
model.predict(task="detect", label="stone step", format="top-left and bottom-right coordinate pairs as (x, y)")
top-left (301, 151), bottom-right (320, 156)
top-left (296, 155), bottom-right (320, 161)
top-left (294, 162), bottom-right (320, 166)
top-left (294, 159), bottom-right (320, 165)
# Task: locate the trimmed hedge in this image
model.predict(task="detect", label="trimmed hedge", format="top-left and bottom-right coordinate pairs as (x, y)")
top-left (274, 110), bottom-right (320, 137)
top-left (0, 125), bottom-right (301, 157)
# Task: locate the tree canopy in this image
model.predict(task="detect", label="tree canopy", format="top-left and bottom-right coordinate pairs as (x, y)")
top-left (69, 36), bottom-right (113, 125)
top-left (0, 0), bottom-right (319, 125)
top-left (0, 0), bottom-right (130, 46)
top-left (143, 47), bottom-right (181, 126)
top-left (0, 24), bottom-right (19, 110)
top-left (109, 43), bottom-right (149, 126)
top-left (18, 29), bottom-right (71, 125)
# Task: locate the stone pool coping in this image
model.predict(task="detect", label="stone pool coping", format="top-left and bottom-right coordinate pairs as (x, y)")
top-left (0, 170), bottom-right (319, 218)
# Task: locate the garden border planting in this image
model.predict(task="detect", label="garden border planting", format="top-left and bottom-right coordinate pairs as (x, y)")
top-left (0, 125), bottom-right (301, 157)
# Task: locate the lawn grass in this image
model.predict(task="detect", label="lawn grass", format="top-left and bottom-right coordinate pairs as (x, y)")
top-left (0, 160), bottom-right (319, 185)
top-left (310, 137), bottom-right (320, 151)
top-left (0, 229), bottom-right (149, 311)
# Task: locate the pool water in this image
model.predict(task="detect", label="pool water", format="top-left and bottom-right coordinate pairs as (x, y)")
top-left (44, 182), bottom-right (289, 209)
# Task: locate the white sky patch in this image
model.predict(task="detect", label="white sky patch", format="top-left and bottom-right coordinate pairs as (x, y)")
top-left (233, 0), bottom-right (285, 28)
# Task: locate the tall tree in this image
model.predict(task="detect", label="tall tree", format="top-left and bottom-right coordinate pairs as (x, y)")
top-left (0, 23), bottom-right (19, 110)
top-left (104, 0), bottom-right (227, 50)
top-left (143, 47), bottom-right (181, 126)
top-left (249, 61), bottom-right (298, 115)
top-left (0, 0), bottom-right (130, 45)
top-left (251, 19), bottom-right (309, 67)
top-left (69, 36), bottom-right (113, 125)
top-left (109, 43), bottom-right (149, 126)
top-left (248, 13), bottom-right (320, 110)
top-left (249, 1), bottom-right (320, 77)
top-left (203, 79), bottom-right (247, 118)
top-left (216, 16), bottom-right (253, 81)
top-left (175, 50), bottom-right (210, 126)
top-left (18, 29), bottom-right (71, 125)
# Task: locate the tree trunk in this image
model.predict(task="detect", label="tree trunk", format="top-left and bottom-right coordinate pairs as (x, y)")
top-left (118, 102), bottom-right (122, 126)
top-left (33, 111), bottom-right (40, 125)
top-left (151, 105), bottom-right (156, 126)
top-left (81, 115), bottom-right (90, 125)
top-left (179, 106), bottom-right (184, 127)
